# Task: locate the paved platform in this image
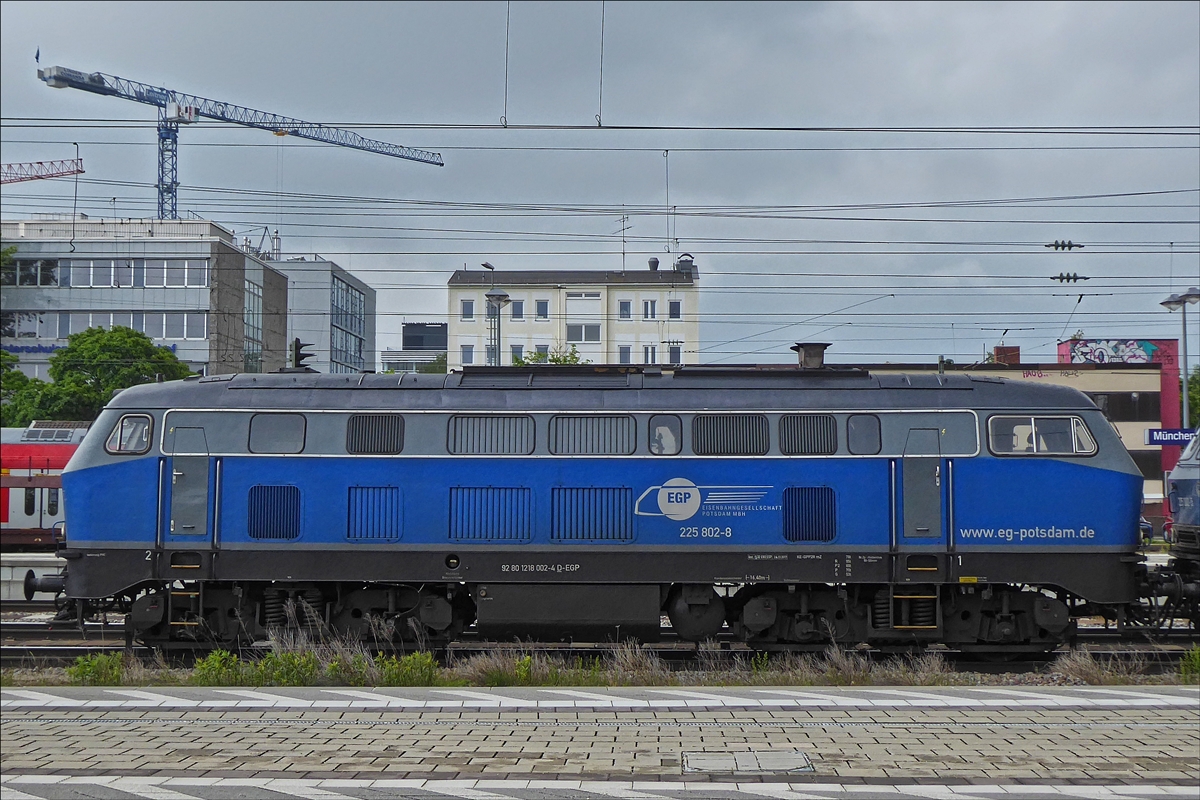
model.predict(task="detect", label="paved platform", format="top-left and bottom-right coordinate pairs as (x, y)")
top-left (2, 686), bottom-right (1196, 799)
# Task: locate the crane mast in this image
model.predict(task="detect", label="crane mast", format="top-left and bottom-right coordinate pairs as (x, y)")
top-left (38, 66), bottom-right (443, 220)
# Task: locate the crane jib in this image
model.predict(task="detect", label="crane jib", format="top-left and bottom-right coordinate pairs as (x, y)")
top-left (37, 64), bottom-right (442, 219)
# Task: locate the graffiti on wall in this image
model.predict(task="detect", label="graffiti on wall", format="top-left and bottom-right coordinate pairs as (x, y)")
top-left (1064, 339), bottom-right (1160, 364)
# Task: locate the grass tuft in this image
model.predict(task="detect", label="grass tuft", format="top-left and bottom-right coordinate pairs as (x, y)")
top-left (1180, 646), bottom-right (1200, 684)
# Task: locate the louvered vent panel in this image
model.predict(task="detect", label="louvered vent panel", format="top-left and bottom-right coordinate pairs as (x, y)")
top-left (449, 487), bottom-right (532, 541)
top-left (248, 485), bottom-right (301, 540)
top-left (779, 414), bottom-right (838, 455)
top-left (448, 416), bottom-right (535, 454)
top-left (549, 416), bottom-right (635, 455)
top-left (347, 486), bottom-right (402, 540)
top-left (346, 414), bottom-right (404, 455)
top-left (692, 414), bottom-right (770, 456)
top-left (551, 488), bottom-right (635, 541)
top-left (782, 486), bottom-right (837, 542)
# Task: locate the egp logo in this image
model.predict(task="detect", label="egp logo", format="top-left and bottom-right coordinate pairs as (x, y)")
top-left (657, 478), bottom-right (702, 520)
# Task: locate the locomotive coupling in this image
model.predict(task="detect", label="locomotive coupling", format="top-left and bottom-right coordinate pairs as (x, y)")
top-left (23, 569), bottom-right (65, 601)
top-left (1143, 570), bottom-right (1200, 603)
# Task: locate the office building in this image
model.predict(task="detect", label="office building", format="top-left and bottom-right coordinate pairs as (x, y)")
top-left (267, 257), bottom-right (376, 373)
top-left (1, 218), bottom-right (287, 378)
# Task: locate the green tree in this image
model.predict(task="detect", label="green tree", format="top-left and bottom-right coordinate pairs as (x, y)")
top-left (513, 344), bottom-right (589, 366)
top-left (2, 327), bottom-right (193, 426)
top-left (0, 351), bottom-right (30, 426)
top-left (417, 352), bottom-right (448, 374)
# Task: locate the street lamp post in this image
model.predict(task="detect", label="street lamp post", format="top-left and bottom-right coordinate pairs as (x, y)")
top-left (486, 287), bottom-right (511, 366)
top-left (1161, 286), bottom-right (1200, 429)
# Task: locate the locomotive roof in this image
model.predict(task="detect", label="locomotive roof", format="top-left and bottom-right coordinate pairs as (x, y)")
top-left (107, 365), bottom-right (1098, 413)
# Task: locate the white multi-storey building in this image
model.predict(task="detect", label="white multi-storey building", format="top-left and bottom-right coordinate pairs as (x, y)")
top-left (446, 256), bottom-right (700, 369)
top-left (1, 218), bottom-right (288, 378)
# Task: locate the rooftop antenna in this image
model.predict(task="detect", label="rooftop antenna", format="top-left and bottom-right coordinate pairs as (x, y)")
top-left (614, 212), bottom-right (631, 272)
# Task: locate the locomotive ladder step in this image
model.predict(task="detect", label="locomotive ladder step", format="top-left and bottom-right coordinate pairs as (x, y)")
top-left (170, 591), bottom-right (199, 597)
top-left (169, 621), bottom-right (201, 626)
top-left (893, 594), bottom-right (938, 599)
top-left (893, 625), bottom-right (939, 630)
top-left (907, 567), bottom-right (939, 572)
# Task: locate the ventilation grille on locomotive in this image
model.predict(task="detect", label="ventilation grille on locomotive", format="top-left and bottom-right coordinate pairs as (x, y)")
top-left (449, 487), bottom-right (532, 541)
top-left (551, 487), bottom-right (635, 541)
top-left (347, 486), bottom-right (402, 541)
top-left (549, 416), bottom-right (635, 455)
top-left (346, 414), bottom-right (404, 455)
top-left (448, 416), bottom-right (535, 454)
top-left (782, 486), bottom-right (837, 542)
top-left (692, 414), bottom-right (770, 456)
top-left (779, 414), bottom-right (838, 455)
top-left (248, 485), bottom-right (301, 540)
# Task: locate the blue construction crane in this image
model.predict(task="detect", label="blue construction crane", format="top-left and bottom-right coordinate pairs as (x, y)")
top-left (38, 65), bottom-right (443, 220)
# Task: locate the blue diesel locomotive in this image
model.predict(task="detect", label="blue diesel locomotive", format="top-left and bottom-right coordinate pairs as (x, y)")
top-left (29, 362), bottom-right (1199, 653)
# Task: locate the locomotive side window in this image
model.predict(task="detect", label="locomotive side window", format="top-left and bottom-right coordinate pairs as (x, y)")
top-left (346, 414), bottom-right (404, 455)
top-left (47, 488), bottom-right (59, 516)
top-left (648, 415), bottom-right (682, 455)
top-left (988, 415), bottom-right (1097, 456)
top-left (249, 413), bottom-right (307, 454)
top-left (105, 414), bottom-right (152, 455)
top-left (847, 414), bottom-right (882, 455)
top-left (779, 414), bottom-right (837, 455)
top-left (550, 415), bottom-right (636, 455)
top-left (692, 414), bottom-right (770, 456)
top-left (448, 415), bottom-right (535, 455)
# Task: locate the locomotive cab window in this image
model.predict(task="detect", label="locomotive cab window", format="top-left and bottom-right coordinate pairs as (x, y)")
top-left (988, 415), bottom-right (1097, 456)
top-left (105, 414), bottom-right (152, 455)
top-left (249, 413), bottom-right (307, 454)
top-left (648, 415), bottom-right (682, 455)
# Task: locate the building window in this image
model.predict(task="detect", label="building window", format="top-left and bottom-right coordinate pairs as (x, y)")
top-left (461, 344), bottom-right (474, 365)
top-left (643, 345), bottom-right (656, 364)
top-left (511, 344), bottom-right (523, 363)
top-left (618, 300), bottom-right (632, 319)
top-left (331, 277), bottom-right (367, 372)
top-left (244, 281), bottom-right (263, 342)
top-left (165, 313), bottom-right (186, 339)
top-left (669, 300), bottom-right (682, 319)
top-left (166, 260), bottom-right (186, 287)
top-left (5, 259), bottom-right (61, 287)
top-left (643, 300), bottom-right (656, 320)
top-left (5, 260), bottom-right (61, 287)
top-left (619, 345), bottom-right (631, 364)
top-left (567, 324), bottom-right (601, 343)
top-left (536, 344), bottom-right (549, 356)
top-left (668, 345), bottom-right (682, 364)
top-left (511, 300), bottom-right (524, 320)
top-left (536, 299), bottom-right (549, 320)
top-left (461, 299), bottom-right (475, 320)
top-left (485, 344), bottom-right (497, 365)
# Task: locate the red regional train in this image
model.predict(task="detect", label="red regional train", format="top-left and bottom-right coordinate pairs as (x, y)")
top-left (1, 422), bottom-right (90, 549)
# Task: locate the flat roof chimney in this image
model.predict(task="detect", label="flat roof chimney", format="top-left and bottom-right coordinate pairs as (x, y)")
top-left (791, 342), bottom-right (831, 369)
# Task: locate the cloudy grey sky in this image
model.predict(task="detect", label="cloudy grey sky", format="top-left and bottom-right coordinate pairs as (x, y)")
top-left (2, 1), bottom-right (1197, 365)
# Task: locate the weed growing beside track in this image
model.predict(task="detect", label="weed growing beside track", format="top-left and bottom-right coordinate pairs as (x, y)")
top-left (0, 642), bottom-right (1192, 687)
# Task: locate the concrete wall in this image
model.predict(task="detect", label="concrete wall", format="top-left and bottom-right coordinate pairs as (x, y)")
top-left (208, 243), bottom-right (246, 375)
top-left (262, 267), bottom-right (289, 374)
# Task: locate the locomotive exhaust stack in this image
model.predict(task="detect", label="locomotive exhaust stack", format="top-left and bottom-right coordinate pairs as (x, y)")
top-left (791, 342), bottom-right (831, 369)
